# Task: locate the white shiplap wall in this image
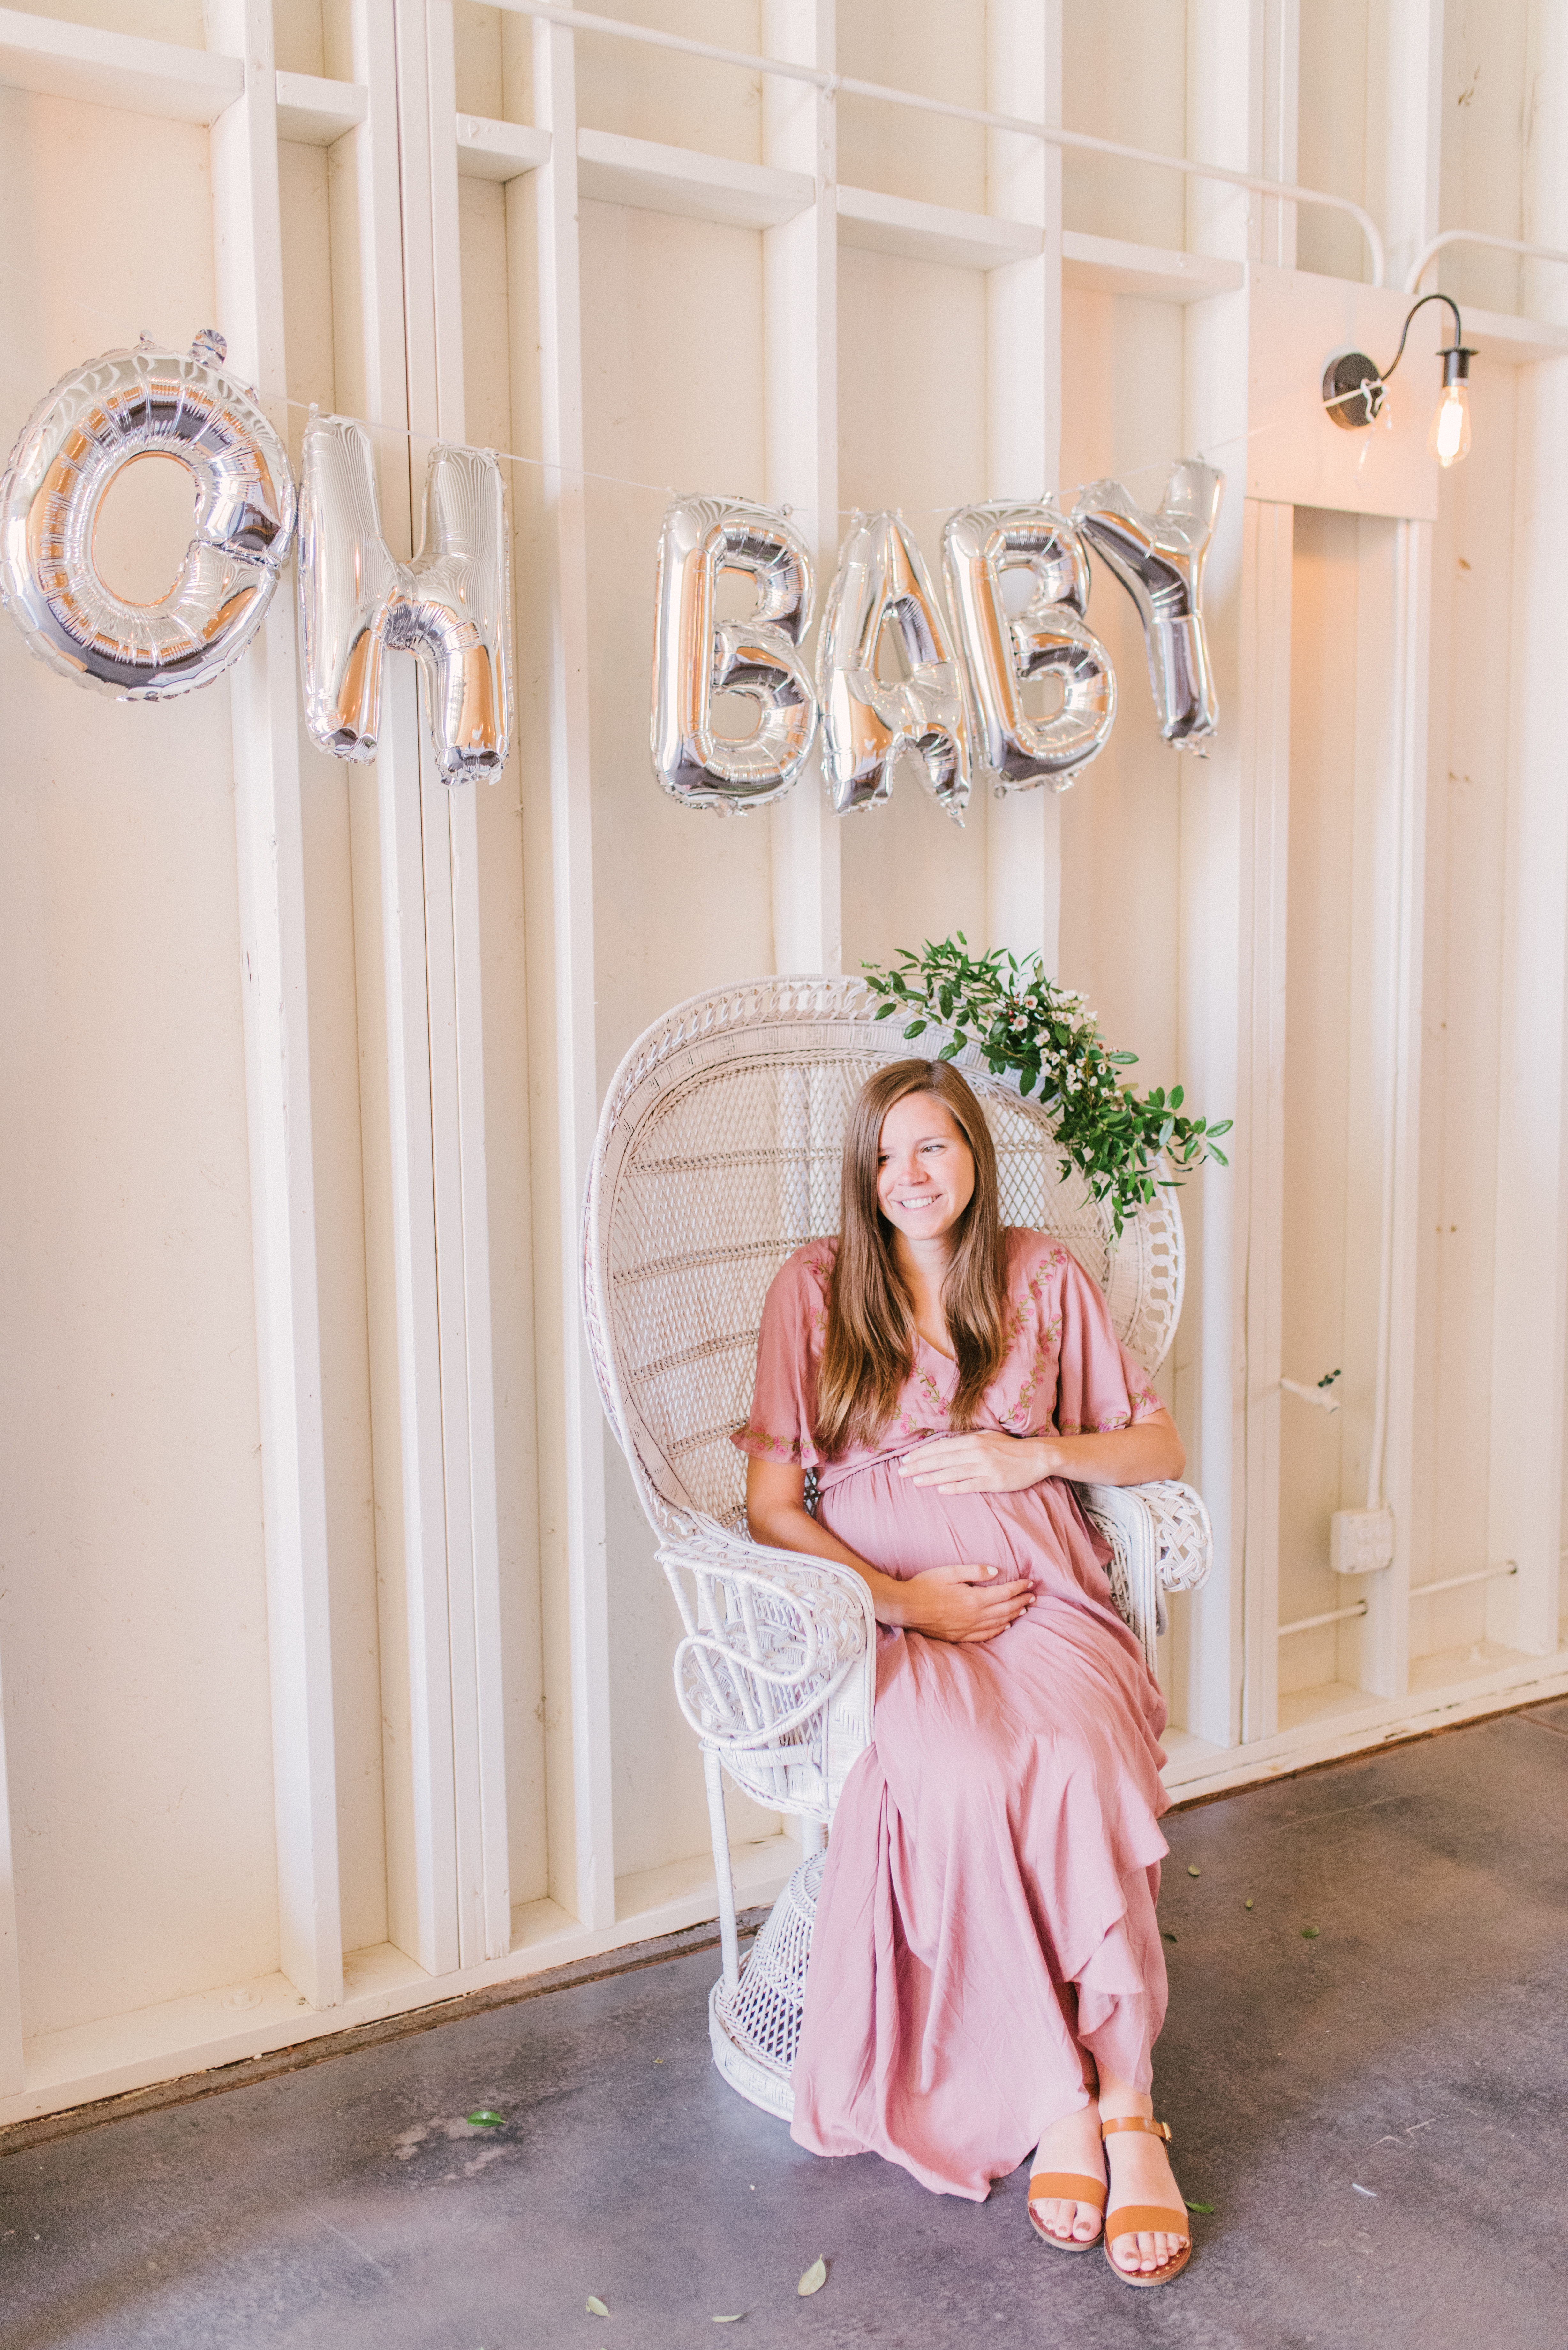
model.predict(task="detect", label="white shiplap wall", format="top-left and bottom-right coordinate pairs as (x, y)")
top-left (0, 0), bottom-right (1565, 2124)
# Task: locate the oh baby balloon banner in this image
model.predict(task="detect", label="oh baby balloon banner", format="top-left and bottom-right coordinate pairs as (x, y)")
top-left (652, 465), bottom-right (1223, 821)
top-left (0, 331), bottom-right (1220, 827)
top-left (0, 332), bottom-right (512, 783)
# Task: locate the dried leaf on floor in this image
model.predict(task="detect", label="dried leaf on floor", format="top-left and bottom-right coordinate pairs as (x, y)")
top-left (1187, 1865), bottom-right (1201, 1877)
top-left (713, 2317), bottom-right (744, 2325)
top-left (1245, 1899), bottom-right (1254, 1910)
top-left (586, 2296), bottom-right (609, 2316)
top-left (1162, 1930), bottom-right (1178, 1942)
top-left (1301, 1926), bottom-right (1321, 1939)
top-left (797, 2257), bottom-right (828, 2297)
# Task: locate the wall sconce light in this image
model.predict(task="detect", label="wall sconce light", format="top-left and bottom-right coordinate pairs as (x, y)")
top-left (1322, 292), bottom-right (1474, 467)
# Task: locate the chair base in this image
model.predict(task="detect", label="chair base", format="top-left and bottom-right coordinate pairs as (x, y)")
top-left (707, 1850), bottom-right (823, 2120)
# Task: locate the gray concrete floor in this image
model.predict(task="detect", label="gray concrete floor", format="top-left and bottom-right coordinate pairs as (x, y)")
top-left (4, 1697), bottom-right (1566, 2350)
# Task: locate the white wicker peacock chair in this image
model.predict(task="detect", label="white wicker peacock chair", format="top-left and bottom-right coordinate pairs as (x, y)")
top-left (582, 976), bottom-right (1211, 2120)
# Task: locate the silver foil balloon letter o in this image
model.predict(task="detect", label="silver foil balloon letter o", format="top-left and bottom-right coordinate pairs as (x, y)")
top-left (298, 414), bottom-right (513, 784)
top-left (650, 497), bottom-right (817, 811)
top-left (0, 330), bottom-right (294, 698)
top-left (942, 502), bottom-right (1116, 792)
top-left (1072, 461), bottom-right (1223, 750)
top-left (817, 512), bottom-right (970, 822)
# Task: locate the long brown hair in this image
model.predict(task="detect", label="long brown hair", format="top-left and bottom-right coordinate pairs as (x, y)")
top-left (815, 1059), bottom-right (1010, 1457)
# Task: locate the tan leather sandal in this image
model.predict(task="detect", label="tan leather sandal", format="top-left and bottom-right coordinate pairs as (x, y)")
top-left (1100, 2116), bottom-right (1193, 2287)
top-left (1026, 2168), bottom-right (1106, 2253)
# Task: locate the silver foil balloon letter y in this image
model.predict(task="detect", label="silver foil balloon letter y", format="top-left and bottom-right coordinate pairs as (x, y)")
top-left (650, 497), bottom-right (817, 811)
top-left (942, 502), bottom-right (1116, 792)
top-left (817, 512), bottom-right (970, 821)
top-left (298, 414), bottom-right (513, 784)
top-left (1072, 461), bottom-right (1223, 750)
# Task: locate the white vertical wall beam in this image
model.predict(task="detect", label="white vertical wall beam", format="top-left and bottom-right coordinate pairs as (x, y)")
top-left (204, 0), bottom-right (343, 2008)
top-left (1486, 378), bottom-right (1568, 1655)
top-left (1382, 0), bottom-right (1445, 291)
top-left (1342, 5), bottom-right (1444, 1687)
top-left (1178, 0), bottom-right (1287, 1745)
top-left (1257, 0), bottom-right (1299, 267)
top-left (983, 0), bottom-right (1063, 972)
top-left (763, 0), bottom-right (841, 977)
top-left (346, 0), bottom-right (460, 1979)
top-left (1236, 500), bottom-right (1293, 1740)
top-left (1338, 519), bottom-right (1429, 1701)
top-left (531, 0), bottom-right (616, 1930)
top-left (1487, 31), bottom-right (1568, 1659)
top-left (394, 0), bottom-right (512, 1964)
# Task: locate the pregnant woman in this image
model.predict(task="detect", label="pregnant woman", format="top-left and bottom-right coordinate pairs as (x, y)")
top-left (735, 1059), bottom-right (1193, 2287)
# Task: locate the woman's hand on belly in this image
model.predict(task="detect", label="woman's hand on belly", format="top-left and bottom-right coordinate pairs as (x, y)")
top-left (898, 1432), bottom-right (1053, 1495)
top-left (895, 1561), bottom-right (1034, 1644)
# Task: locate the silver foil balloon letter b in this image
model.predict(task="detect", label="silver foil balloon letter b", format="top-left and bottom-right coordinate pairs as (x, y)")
top-left (1072, 461), bottom-right (1223, 750)
top-left (942, 502), bottom-right (1116, 792)
top-left (298, 414), bottom-right (513, 784)
top-left (817, 512), bottom-right (970, 822)
top-left (650, 497), bottom-right (817, 811)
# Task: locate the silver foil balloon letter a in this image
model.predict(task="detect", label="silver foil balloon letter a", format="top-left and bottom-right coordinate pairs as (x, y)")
top-left (0, 330), bottom-right (294, 700)
top-left (942, 502), bottom-right (1116, 793)
top-left (650, 497), bottom-right (817, 811)
top-left (1073, 461), bottom-right (1223, 750)
top-left (817, 512), bottom-right (970, 822)
top-left (298, 414), bottom-right (513, 784)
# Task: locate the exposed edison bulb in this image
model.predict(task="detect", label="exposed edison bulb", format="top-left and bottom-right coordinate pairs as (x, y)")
top-left (1430, 382), bottom-right (1472, 467)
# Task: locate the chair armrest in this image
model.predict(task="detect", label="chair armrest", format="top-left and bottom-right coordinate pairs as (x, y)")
top-left (658, 1516), bottom-right (877, 1817)
top-left (1069, 1478), bottom-right (1212, 1672)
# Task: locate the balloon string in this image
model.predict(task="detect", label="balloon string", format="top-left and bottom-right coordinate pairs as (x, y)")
top-left (0, 230), bottom-right (1280, 515)
top-left (270, 395), bottom-right (1259, 514)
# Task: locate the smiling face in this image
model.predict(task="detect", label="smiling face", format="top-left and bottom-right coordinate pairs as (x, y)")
top-left (875, 1091), bottom-right (977, 1250)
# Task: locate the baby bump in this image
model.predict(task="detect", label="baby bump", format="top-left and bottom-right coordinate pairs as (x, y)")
top-left (818, 1456), bottom-right (1062, 1583)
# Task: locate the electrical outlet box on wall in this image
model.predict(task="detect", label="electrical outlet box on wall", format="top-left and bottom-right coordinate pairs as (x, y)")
top-left (1331, 1506), bottom-right (1396, 1575)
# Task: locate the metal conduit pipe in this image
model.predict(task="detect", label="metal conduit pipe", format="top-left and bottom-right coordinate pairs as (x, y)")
top-left (503, 0), bottom-right (1387, 286)
top-left (1278, 1564), bottom-right (1515, 1638)
top-left (1409, 1563), bottom-right (1517, 1600)
top-left (1278, 1602), bottom-right (1368, 1636)
top-left (1406, 228), bottom-right (1568, 295)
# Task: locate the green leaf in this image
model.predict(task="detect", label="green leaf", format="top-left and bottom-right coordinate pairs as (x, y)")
top-left (1301, 1926), bottom-right (1321, 1940)
top-left (873, 1001), bottom-right (898, 1020)
top-left (586, 2297), bottom-right (610, 2317)
top-left (797, 2257), bottom-right (828, 2298)
top-left (1187, 1865), bottom-right (1201, 1877)
top-left (903, 1020), bottom-right (927, 1038)
top-left (1183, 2199), bottom-right (1215, 2215)
top-left (466, 2110), bottom-right (504, 2127)
top-left (937, 1040), bottom-right (962, 1062)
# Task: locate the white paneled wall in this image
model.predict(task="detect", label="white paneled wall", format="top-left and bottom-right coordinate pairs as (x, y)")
top-left (0, 0), bottom-right (1566, 2125)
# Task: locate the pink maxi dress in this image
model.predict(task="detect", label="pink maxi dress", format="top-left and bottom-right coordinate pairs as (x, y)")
top-left (732, 1229), bottom-right (1172, 2201)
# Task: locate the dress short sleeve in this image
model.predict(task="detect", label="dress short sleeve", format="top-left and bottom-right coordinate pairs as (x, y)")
top-left (730, 1246), bottom-right (832, 1470)
top-left (1054, 1247), bottom-right (1165, 1436)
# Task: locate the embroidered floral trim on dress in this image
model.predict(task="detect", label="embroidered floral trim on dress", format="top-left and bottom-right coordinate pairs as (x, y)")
top-left (733, 1423), bottom-right (807, 1462)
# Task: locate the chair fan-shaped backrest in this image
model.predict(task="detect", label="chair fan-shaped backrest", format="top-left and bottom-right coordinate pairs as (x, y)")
top-left (583, 978), bottom-right (1184, 1536)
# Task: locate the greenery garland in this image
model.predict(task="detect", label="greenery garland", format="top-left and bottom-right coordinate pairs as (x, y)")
top-left (862, 934), bottom-right (1231, 1237)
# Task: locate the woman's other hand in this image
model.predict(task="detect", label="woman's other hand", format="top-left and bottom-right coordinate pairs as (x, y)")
top-left (899, 1433), bottom-right (1053, 1494)
top-left (900, 1561), bottom-right (1034, 1643)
